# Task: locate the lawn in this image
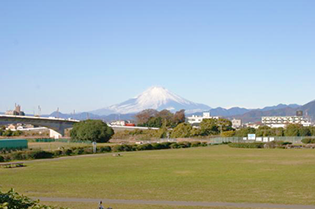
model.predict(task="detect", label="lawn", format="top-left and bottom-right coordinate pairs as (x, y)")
top-left (1, 145), bottom-right (315, 208)
top-left (28, 141), bottom-right (112, 151)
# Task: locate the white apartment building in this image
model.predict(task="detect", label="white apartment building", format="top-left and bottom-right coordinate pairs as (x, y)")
top-left (261, 116), bottom-right (311, 128)
top-left (186, 112), bottom-right (219, 125)
top-left (231, 118), bottom-right (242, 129)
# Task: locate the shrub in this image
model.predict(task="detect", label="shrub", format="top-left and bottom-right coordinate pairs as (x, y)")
top-left (136, 144), bottom-right (153, 151)
top-left (228, 143), bottom-right (265, 148)
top-left (64, 149), bottom-right (73, 156)
top-left (170, 143), bottom-right (180, 149)
top-left (30, 151), bottom-right (54, 159)
top-left (191, 141), bottom-right (201, 147)
top-left (177, 141), bottom-right (191, 148)
top-left (301, 138), bottom-right (315, 144)
top-left (54, 150), bottom-right (63, 156)
top-left (0, 189), bottom-right (68, 209)
top-left (0, 155), bottom-right (4, 162)
top-left (11, 151), bottom-right (29, 160)
top-left (99, 146), bottom-right (112, 153)
top-left (112, 144), bottom-right (134, 152)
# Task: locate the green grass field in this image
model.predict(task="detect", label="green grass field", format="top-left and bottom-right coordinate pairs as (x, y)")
top-left (28, 141), bottom-right (113, 151)
top-left (1, 145), bottom-right (315, 208)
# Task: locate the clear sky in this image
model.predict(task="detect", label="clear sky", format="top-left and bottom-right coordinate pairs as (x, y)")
top-left (1, 0), bottom-right (315, 114)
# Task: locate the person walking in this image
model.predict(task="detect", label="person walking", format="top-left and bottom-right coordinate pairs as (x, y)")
top-left (98, 201), bottom-right (104, 209)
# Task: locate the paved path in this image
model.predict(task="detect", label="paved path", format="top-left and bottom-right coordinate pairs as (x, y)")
top-left (35, 197), bottom-right (315, 209)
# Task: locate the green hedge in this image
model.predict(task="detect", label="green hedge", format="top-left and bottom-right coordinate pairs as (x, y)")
top-left (228, 142), bottom-right (265, 148)
top-left (0, 142), bottom-right (208, 162)
top-left (0, 189), bottom-right (67, 209)
top-left (301, 138), bottom-right (315, 144)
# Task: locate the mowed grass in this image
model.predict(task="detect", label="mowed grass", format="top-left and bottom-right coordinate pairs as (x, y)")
top-left (1, 146), bottom-right (315, 206)
top-left (42, 202), bottom-right (271, 209)
top-left (28, 142), bottom-right (112, 151)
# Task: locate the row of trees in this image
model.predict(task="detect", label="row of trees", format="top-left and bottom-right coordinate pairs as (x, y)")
top-left (0, 126), bottom-right (23, 137)
top-left (171, 118), bottom-right (233, 138)
top-left (234, 124), bottom-right (315, 137)
top-left (170, 120), bottom-right (315, 138)
top-left (135, 109), bottom-right (185, 128)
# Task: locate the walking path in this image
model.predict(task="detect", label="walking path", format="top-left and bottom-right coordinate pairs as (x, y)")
top-left (35, 197), bottom-right (315, 209)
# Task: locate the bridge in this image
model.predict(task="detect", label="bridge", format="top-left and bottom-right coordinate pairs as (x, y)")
top-left (0, 115), bottom-right (79, 136)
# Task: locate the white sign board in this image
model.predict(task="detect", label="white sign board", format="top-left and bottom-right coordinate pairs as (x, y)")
top-left (256, 137), bottom-right (262, 142)
top-left (263, 137), bottom-right (269, 142)
top-left (248, 134), bottom-right (256, 140)
top-left (269, 137), bottom-right (275, 142)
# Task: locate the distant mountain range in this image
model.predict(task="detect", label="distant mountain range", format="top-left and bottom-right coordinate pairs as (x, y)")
top-left (2, 86), bottom-right (314, 123)
top-left (90, 86), bottom-right (210, 115)
top-left (229, 102), bottom-right (315, 123)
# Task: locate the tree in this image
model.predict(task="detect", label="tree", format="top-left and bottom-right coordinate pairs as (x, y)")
top-left (172, 109), bottom-right (186, 126)
top-left (299, 126), bottom-right (311, 137)
top-left (70, 120), bottom-right (114, 143)
top-left (2, 129), bottom-right (13, 137)
top-left (170, 123), bottom-right (192, 138)
top-left (272, 127), bottom-right (284, 136)
top-left (256, 126), bottom-right (272, 137)
top-left (217, 118), bottom-right (233, 132)
top-left (156, 109), bottom-right (173, 122)
top-left (284, 124), bottom-right (302, 136)
top-left (157, 120), bottom-right (168, 138)
top-left (135, 109), bottom-right (158, 124)
top-left (234, 127), bottom-right (256, 137)
top-left (146, 117), bottom-right (163, 128)
top-left (200, 119), bottom-right (219, 136)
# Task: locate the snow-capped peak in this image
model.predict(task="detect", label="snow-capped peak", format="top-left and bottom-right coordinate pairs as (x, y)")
top-left (90, 86), bottom-right (211, 115)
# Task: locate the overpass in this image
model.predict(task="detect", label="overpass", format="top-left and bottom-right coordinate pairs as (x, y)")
top-left (109, 125), bottom-right (159, 132)
top-left (0, 115), bottom-right (79, 136)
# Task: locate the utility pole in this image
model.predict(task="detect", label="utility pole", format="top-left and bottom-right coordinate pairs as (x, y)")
top-left (38, 105), bottom-right (41, 117)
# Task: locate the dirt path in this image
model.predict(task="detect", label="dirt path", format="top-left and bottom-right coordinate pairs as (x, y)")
top-left (35, 197), bottom-right (315, 209)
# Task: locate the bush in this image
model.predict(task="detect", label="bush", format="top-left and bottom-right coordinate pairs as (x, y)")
top-left (301, 138), bottom-right (315, 144)
top-left (54, 150), bottom-right (63, 156)
top-left (228, 143), bottom-right (265, 148)
top-left (99, 146), bottom-right (112, 153)
top-left (30, 151), bottom-right (54, 159)
top-left (64, 149), bottom-right (73, 156)
top-left (11, 151), bottom-right (29, 160)
top-left (136, 144), bottom-right (153, 151)
top-left (0, 189), bottom-right (68, 209)
top-left (177, 141), bottom-right (191, 148)
top-left (112, 145), bottom-right (134, 152)
top-left (191, 141), bottom-right (201, 147)
top-left (0, 155), bottom-right (4, 162)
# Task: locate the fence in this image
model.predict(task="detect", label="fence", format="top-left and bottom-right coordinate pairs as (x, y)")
top-left (32, 138), bottom-right (92, 144)
top-left (204, 136), bottom-right (315, 144)
top-left (0, 139), bottom-right (28, 150)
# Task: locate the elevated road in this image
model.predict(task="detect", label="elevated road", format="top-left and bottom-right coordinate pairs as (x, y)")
top-left (0, 115), bottom-right (79, 136)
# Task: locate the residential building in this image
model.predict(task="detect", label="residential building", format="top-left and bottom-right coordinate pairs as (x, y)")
top-left (261, 116), bottom-right (311, 128)
top-left (231, 118), bottom-right (242, 129)
top-left (186, 112), bottom-right (219, 125)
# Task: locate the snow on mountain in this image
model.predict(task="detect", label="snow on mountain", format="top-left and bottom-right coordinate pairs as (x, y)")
top-left (90, 86), bottom-right (210, 115)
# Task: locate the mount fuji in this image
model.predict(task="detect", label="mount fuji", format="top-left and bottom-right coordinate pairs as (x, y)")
top-left (90, 86), bottom-right (211, 116)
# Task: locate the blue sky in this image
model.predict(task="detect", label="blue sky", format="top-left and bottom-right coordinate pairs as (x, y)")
top-left (1, 0), bottom-right (315, 114)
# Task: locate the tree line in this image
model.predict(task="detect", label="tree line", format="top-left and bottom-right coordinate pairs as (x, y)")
top-left (135, 109), bottom-right (185, 128)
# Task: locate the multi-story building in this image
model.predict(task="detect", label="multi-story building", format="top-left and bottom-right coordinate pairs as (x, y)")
top-left (261, 116), bottom-right (311, 128)
top-left (5, 104), bottom-right (25, 116)
top-left (231, 118), bottom-right (242, 129)
top-left (186, 112), bottom-right (219, 125)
